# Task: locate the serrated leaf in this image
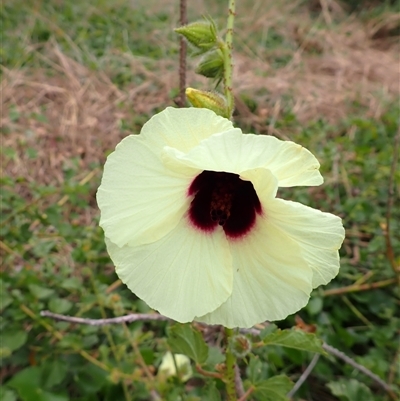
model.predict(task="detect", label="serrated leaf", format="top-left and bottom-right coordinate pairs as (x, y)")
top-left (167, 323), bottom-right (208, 364)
top-left (247, 354), bottom-right (264, 384)
top-left (327, 378), bottom-right (375, 401)
top-left (205, 346), bottom-right (225, 367)
top-left (263, 329), bottom-right (326, 355)
top-left (253, 375), bottom-right (293, 401)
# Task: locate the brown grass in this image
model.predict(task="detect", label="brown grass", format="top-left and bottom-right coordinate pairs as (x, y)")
top-left (233, 0), bottom-right (399, 124)
top-left (1, 0), bottom-right (399, 187)
top-left (1, 44), bottom-right (174, 185)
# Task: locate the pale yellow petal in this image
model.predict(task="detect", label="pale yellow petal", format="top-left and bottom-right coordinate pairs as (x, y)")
top-left (106, 216), bottom-right (233, 322)
top-left (267, 199), bottom-right (345, 288)
top-left (162, 130), bottom-right (323, 187)
top-left (97, 107), bottom-right (236, 247)
top-left (158, 352), bottom-right (192, 382)
top-left (239, 167), bottom-right (278, 201)
top-left (197, 215), bottom-right (313, 328)
top-left (140, 107), bottom-right (236, 153)
top-left (97, 136), bottom-right (198, 247)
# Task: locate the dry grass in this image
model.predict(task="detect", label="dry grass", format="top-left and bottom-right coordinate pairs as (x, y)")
top-left (1, 44), bottom-right (174, 185)
top-left (1, 0), bottom-right (399, 186)
top-left (233, 0), bottom-right (399, 123)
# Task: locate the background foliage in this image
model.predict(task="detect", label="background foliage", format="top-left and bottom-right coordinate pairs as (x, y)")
top-left (1, 0), bottom-right (399, 400)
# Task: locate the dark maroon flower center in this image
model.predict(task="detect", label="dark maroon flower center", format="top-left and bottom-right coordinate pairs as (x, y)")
top-left (188, 171), bottom-right (262, 239)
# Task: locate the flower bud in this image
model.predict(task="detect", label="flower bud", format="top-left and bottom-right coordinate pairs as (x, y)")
top-left (196, 49), bottom-right (224, 79)
top-left (158, 352), bottom-right (192, 382)
top-left (229, 335), bottom-right (252, 359)
top-left (175, 20), bottom-right (218, 53)
top-left (186, 88), bottom-right (229, 118)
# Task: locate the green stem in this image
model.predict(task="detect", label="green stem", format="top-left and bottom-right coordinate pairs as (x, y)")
top-left (224, 327), bottom-right (237, 401)
top-left (220, 0), bottom-right (236, 118)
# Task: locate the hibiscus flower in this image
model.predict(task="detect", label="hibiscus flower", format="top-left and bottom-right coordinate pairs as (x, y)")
top-left (97, 107), bottom-right (345, 328)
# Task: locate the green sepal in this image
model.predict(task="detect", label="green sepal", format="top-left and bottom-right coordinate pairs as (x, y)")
top-left (166, 323), bottom-right (208, 365)
top-left (195, 49), bottom-right (224, 79)
top-left (186, 88), bottom-right (229, 118)
top-left (262, 328), bottom-right (327, 355)
top-left (175, 20), bottom-right (218, 53)
top-left (252, 375), bottom-right (293, 401)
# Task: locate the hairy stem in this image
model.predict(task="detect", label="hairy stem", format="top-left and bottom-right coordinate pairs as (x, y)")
top-left (178, 0), bottom-right (187, 107)
top-left (225, 327), bottom-right (237, 401)
top-left (220, 0), bottom-right (236, 117)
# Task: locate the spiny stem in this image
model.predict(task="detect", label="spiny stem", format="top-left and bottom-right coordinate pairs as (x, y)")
top-left (178, 0), bottom-right (187, 107)
top-left (220, 0), bottom-right (236, 118)
top-left (225, 327), bottom-right (237, 401)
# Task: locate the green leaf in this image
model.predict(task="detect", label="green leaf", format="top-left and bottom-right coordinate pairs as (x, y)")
top-left (263, 329), bottom-right (326, 355)
top-left (167, 323), bottom-right (208, 364)
top-left (74, 364), bottom-right (107, 394)
top-left (7, 366), bottom-right (41, 400)
top-left (0, 330), bottom-right (28, 352)
top-left (58, 334), bottom-right (83, 349)
top-left (6, 367), bottom-right (67, 401)
top-left (0, 280), bottom-right (13, 311)
top-left (42, 359), bottom-right (68, 389)
top-left (201, 381), bottom-right (222, 401)
top-left (36, 393), bottom-right (68, 401)
top-left (0, 387), bottom-right (17, 401)
top-left (60, 278), bottom-right (81, 291)
top-left (327, 378), bottom-right (375, 401)
top-left (48, 298), bottom-right (72, 314)
top-left (247, 355), bottom-right (264, 384)
top-left (28, 284), bottom-right (55, 299)
top-left (259, 324), bottom-right (278, 340)
top-left (0, 293), bottom-right (13, 311)
top-left (253, 375), bottom-right (293, 401)
top-left (205, 346), bottom-right (225, 367)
